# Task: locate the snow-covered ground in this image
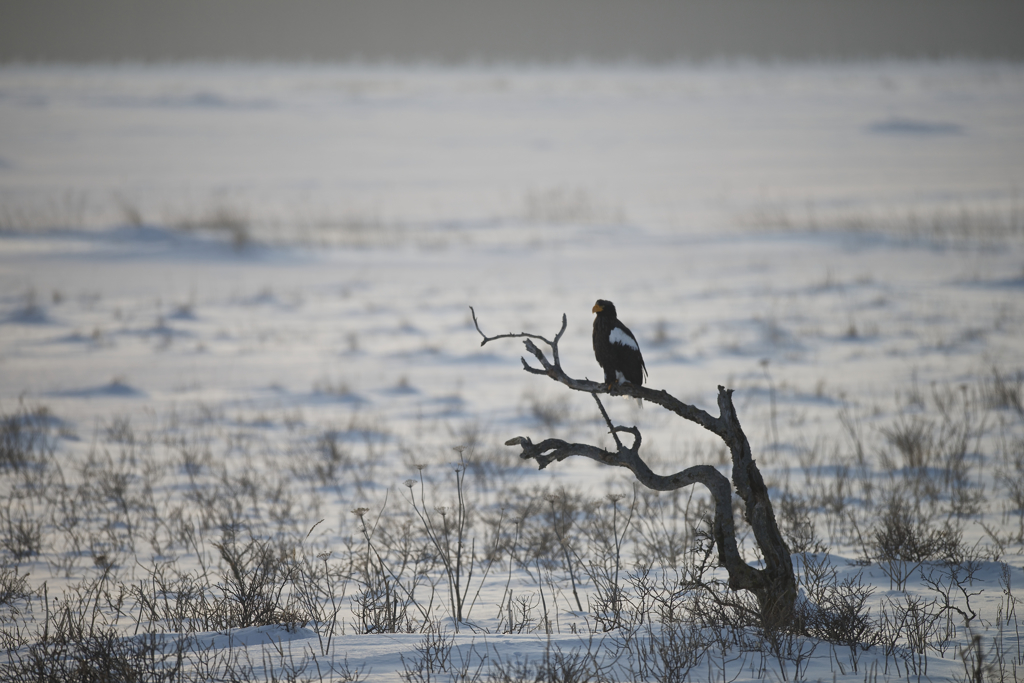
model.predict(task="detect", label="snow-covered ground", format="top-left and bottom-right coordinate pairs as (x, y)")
top-left (1, 61), bottom-right (1023, 681)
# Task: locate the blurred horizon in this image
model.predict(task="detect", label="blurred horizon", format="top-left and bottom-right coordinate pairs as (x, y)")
top-left (2, 0), bottom-right (1023, 64)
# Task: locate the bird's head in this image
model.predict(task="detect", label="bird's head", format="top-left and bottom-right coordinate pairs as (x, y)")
top-left (592, 299), bottom-right (616, 317)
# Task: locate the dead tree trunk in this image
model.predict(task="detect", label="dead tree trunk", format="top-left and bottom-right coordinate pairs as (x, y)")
top-left (471, 307), bottom-right (797, 630)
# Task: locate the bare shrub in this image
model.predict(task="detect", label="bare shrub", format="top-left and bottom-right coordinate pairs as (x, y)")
top-left (877, 383), bottom-right (983, 494)
top-left (998, 436), bottom-right (1024, 517)
top-left (130, 563), bottom-right (216, 633)
top-left (175, 204), bottom-right (251, 250)
top-left (879, 594), bottom-right (942, 678)
top-left (798, 553), bottom-right (876, 672)
top-left (488, 642), bottom-right (596, 683)
top-left (646, 619), bottom-right (712, 682)
top-left (5, 581), bottom-right (188, 683)
top-left (0, 564), bottom-right (31, 608)
top-left (872, 494), bottom-right (963, 590)
top-left (103, 415), bottom-right (135, 445)
top-left (0, 403), bottom-right (55, 470)
top-left (980, 366), bottom-right (1023, 415)
top-left (351, 560), bottom-right (412, 634)
top-left (630, 487), bottom-right (700, 569)
top-left (759, 623), bottom-right (818, 682)
top-left (314, 429), bottom-right (354, 485)
top-left (931, 383), bottom-right (985, 489)
top-left (293, 547), bottom-right (349, 655)
top-left (399, 628), bottom-right (486, 683)
top-left (949, 483), bottom-right (985, 519)
top-left (404, 449), bottom-right (505, 631)
top-left (922, 555), bottom-right (983, 640)
top-left (777, 491), bottom-right (826, 555)
top-left (880, 415), bottom-right (933, 471)
top-left (349, 507), bottom-right (416, 634)
top-left (510, 485), bottom-right (592, 570)
top-left (0, 511), bottom-right (44, 560)
top-left (580, 493), bottom-right (637, 632)
top-left (9, 626), bottom-right (185, 683)
top-left (500, 591), bottom-right (538, 634)
top-left (212, 528), bottom-right (299, 629)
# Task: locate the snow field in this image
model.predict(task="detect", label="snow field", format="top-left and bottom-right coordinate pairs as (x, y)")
top-left (1, 60), bottom-right (1023, 681)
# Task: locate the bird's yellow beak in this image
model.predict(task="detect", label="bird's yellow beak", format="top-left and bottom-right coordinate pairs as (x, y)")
top-left (592, 303), bottom-right (603, 313)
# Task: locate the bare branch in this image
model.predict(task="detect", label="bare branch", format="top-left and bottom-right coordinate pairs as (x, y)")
top-left (478, 307), bottom-right (798, 628)
top-left (470, 305), bottom-right (562, 351)
top-left (505, 432), bottom-right (760, 592)
top-left (592, 393), bottom-right (623, 450)
top-left (520, 358), bottom-right (547, 375)
top-left (472, 306), bottom-right (571, 375)
top-left (611, 425), bottom-right (641, 451)
top-left (474, 307), bottom-right (722, 434)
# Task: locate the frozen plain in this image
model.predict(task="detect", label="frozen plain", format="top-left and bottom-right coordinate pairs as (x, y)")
top-left (1, 61), bottom-right (1024, 680)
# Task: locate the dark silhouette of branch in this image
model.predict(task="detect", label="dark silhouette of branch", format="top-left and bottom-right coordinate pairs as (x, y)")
top-left (591, 393), bottom-right (623, 450)
top-left (474, 307), bottom-right (797, 628)
top-left (470, 305), bottom-right (567, 372)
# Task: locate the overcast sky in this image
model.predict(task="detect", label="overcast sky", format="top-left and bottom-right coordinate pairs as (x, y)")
top-left (2, 0), bottom-right (1023, 63)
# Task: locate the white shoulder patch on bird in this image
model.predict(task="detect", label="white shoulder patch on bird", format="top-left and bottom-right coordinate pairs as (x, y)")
top-left (609, 327), bottom-right (639, 350)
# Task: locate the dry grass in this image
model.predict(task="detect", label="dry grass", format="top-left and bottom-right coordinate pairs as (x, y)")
top-left (1, 368), bottom-right (1023, 680)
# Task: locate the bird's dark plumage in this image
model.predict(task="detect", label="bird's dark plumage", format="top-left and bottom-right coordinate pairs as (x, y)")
top-left (592, 299), bottom-right (647, 388)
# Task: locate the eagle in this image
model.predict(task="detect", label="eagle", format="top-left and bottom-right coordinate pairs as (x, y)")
top-left (592, 299), bottom-right (647, 390)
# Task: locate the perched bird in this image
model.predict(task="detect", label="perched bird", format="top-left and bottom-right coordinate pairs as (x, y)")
top-left (592, 299), bottom-right (647, 390)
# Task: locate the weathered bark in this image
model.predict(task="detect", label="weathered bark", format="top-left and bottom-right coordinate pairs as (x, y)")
top-left (472, 307), bottom-right (797, 629)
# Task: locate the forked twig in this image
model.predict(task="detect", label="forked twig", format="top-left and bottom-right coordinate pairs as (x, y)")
top-left (470, 305), bottom-right (567, 371)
